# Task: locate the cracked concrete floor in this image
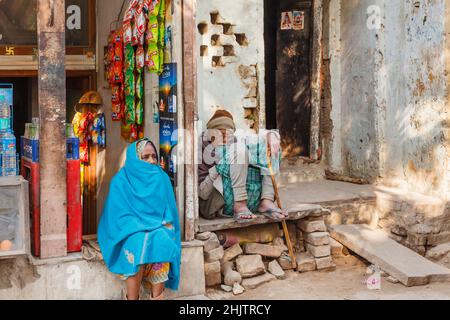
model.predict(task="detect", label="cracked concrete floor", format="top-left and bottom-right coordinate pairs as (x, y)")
top-left (206, 259), bottom-right (450, 300)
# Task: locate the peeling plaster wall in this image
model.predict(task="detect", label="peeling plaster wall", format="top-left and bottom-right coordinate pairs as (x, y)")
top-left (327, 0), bottom-right (448, 196)
top-left (196, 0), bottom-right (265, 131)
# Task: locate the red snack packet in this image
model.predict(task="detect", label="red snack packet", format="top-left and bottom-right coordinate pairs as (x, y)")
top-left (124, 0), bottom-right (139, 22)
top-left (123, 20), bottom-right (133, 44)
top-left (136, 46), bottom-right (145, 72)
top-left (111, 85), bottom-right (121, 103)
top-left (130, 124), bottom-right (138, 141)
top-left (113, 63), bottom-right (124, 83)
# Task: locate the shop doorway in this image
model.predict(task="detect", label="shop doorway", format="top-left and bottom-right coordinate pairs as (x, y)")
top-left (0, 72), bottom-right (98, 236)
top-left (264, 0), bottom-right (313, 158)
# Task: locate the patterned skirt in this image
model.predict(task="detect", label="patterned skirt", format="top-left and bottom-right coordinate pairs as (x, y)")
top-left (119, 262), bottom-right (171, 286)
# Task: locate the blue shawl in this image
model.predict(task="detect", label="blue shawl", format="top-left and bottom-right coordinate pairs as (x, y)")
top-left (97, 142), bottom-right (181, 290)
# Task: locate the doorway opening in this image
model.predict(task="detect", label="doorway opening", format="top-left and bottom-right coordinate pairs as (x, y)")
top-left (0, 72), bottom-right (98, 236)
top-left (264, 0), bottom-right (313, 159)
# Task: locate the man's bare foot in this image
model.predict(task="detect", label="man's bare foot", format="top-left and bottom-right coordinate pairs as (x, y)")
top-left (257, 199), bottom-right (288, 219)
top-left (233, 201), bottom-right (257, 221)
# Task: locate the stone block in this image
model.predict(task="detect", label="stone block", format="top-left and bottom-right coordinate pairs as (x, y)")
top-left (277, 253), bottom-right (294, 270)
top-left (196, 232), bottom-right (212, 241)
top-left (306, 232), bottom-right (330, 246)
top-left (296, 252), bottom-right (316, 273)
top-left (203, 233), bottom-right (220, 252)
top-left (205, 246), bottom-right (224, 263)
top-left (268, 260), bottom-right (285, 280)
top-left (315, 256), bottom-right (336, 270)
top-left (222, 243), bottom-right (243, 262)
top-left (426, 243), bottom-right (450, 261)
top-left (235, 255), bottom-right (266, 278)
top-left (204, 261), bottom-right (221, 287)
top-left (297, 220), bottom-right (327, 233)
top-left (243, 243), bottom-right (284, 258)
top-left (306, 243), bottom-right (331, 258)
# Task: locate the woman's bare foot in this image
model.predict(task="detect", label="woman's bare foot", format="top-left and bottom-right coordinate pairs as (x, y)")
top-left (257, 199), bottom-right (288, 219)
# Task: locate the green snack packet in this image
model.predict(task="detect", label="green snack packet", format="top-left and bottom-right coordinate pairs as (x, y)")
top-left (146, 43), bottom-right (160, 73)
top-left (135, 72), bottom-right (144, 100)
top-left (159, 0), bottom-right (166, 20)
top-left (135, 99), bottom-right (144, 126)
top-left (158, 18), bottom-right (165, 48)
top-left (125, 44), bottom-right (135, 71)
top-left (146, 15), bottom-right (159, 45)
top-left (125, 95), bottom-right (136, 124)
top-left (150, 0), bottom-right (161, 16)
top-left (124, 70), bottom-right (135, 97)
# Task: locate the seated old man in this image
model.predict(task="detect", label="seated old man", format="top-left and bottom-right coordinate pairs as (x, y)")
top-left (198, 109), bottom-right (288, 223)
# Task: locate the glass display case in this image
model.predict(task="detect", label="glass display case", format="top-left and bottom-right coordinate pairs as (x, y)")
top-left (0, 176), bottom-right (29, 258)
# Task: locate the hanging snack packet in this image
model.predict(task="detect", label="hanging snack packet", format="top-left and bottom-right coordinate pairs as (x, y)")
top-left (149, 0), bottom-right (161, 16)
top-left (114, 30), bottom-right (123, 62)
top-left (124, 71), bottom-right (136, 97)
top-left (132, 20), bottom-right (140, 46)
top-left (146, 15), bottom-right (159, 45)
top-left (111, 85), bottom-right (121, 103)
top-left (136, 3), bottom-right (147, 38)
top-left (158, 18), bottom-right (165, 48)
top-left (159, 47), bottom-right (164, 73)
top-left (124, 44), bottom-right (135, 71)
top-left (135, 99), bottom-right (143, 126)
top-left (145, 43), bottom-right (160, 73)
top-left (136, 46), bottom-right (145, 72)
top-left (136, 72), bottom-right (144, 99)
top-left (112, 63), bottom-right (124, 83)
top-left (130, 124), bottom-right (138, 142)
top-left (121, 122), bottom-right (131, 141)
top-left (124, 0), bottom-right (139, 22)
top-left (123, 20), bottom-right (133, 44)
top-left (125, 95), bottom-right (136, 124)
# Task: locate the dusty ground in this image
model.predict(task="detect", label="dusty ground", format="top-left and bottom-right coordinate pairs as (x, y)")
top-left (206, 258), bottom-right (450, 300)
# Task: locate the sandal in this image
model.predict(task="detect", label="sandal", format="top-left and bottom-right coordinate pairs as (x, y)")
top-left (233, 210), bottom-right (258, 223)
top-left (257, 208), bottom-right (288, 221)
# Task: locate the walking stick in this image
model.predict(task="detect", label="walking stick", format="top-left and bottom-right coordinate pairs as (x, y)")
top-left (266, 135), bottom-right (297, 269)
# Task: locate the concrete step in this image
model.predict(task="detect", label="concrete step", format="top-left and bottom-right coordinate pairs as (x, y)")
top-left (278, 160), bottom-right (326, 186)
top-left (329, 224), bottom-right (450, 287)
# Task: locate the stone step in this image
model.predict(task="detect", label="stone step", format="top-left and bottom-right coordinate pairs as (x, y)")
top-left (329, 224), bottom-right (450, 287)
top-left (278, 161), bottom-right (325, 186)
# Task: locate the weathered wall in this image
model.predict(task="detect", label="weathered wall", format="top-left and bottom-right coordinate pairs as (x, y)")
top-left (196, 0), bottom-right (265, 131)
top-left (326, 0), bottom-right (448, 197)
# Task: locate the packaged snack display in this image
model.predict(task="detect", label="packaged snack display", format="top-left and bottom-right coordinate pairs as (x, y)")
top-left (109, 0), bottom-right (169, 142)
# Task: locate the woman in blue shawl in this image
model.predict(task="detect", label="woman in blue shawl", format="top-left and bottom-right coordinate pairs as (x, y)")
top-left (98, 139), bottom-right (181, 300)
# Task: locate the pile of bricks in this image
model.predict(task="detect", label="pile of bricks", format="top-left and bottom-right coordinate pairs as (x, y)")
top-left (197, 214), bottom-right (339, 295)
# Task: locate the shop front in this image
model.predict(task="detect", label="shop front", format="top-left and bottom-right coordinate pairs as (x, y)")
top-left (0, 0), bottom-right (205, 299)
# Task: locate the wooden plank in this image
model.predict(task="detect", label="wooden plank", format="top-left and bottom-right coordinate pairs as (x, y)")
top-left (329, 224), bottom-right (450, 287)
top-left (198, 204), bottom-right (326, 233)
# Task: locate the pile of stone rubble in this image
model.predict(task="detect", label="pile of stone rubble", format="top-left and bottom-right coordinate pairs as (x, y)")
top-left (198, 215), bottom-right (345, 295)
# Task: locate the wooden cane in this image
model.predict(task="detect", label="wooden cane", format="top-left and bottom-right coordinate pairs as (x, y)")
top-left (266, 137), bottom-right (297, 269)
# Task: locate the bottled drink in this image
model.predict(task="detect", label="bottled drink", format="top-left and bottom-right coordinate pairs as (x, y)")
top-left (0, 99), bottom-right (11, 132)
